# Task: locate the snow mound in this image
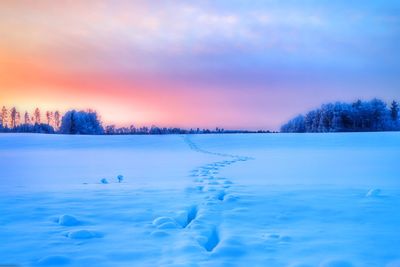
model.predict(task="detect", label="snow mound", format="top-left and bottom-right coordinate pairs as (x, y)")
top-left (66, 229), bottom-right (103, 239)
top-left (152, 216), bottom-right (180, 229)
top-left (150, 230), bottom-right (169, 238)
top-left (58, 214), bottom-right (80, 226)
top-left (152, 216), bottom-right (175, 226)
top-left (157, 221), bottom-right (179, 229)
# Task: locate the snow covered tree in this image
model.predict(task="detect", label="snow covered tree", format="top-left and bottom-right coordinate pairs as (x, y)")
top-left (280, 115), bottom-right (305, 133)
top-left (304, 110), bottom-right (316, 132)
top-left (281, 99), bottom-right (397, 133)
top-left (390, 101), bottom-right (399, 121)
top-left (389, 101), bottom-right (400, 130)
top-left (60, 110), bottom-right (104, 135)
top-left (105, 125), bottom-right (116, 135)
top-left (369, 98), bottom-right (388, 131)
top-left (149, 126), bottom-right (162, 134)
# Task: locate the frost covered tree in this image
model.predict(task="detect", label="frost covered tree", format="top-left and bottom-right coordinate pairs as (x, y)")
top-left (281, 115), bottom-right (305, 133)
top-left (281, 99), bottom-right (399, 133)
top-left (105, 125), bottom-right (116, 134)
top-left (369, 98), bottom-right (388, 131)
top-left (60, 110), bottom-right (104, 135)
top-left (389, 101), bottom-right (399, 130)
top-left (390, 101), bottom-right (399, 121)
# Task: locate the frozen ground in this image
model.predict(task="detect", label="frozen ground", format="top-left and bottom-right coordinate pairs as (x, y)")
top-left (0, 133), bottom-right (399, 267)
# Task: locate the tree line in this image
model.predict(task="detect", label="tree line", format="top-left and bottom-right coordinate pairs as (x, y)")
top-left (0, 107), bottom-right (61, 133)
top-left (281, 99), bottom-right (400, 133)
top-left (0, 106), bottom-right (268, 135)
top-left (104, 125), bottom-right (267, 135)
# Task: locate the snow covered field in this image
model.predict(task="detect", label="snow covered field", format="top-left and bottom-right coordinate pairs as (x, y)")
top-left (0, 133), bottom-right (399, 267)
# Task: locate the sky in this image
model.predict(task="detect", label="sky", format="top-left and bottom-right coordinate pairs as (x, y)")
top-left (1, 0), bottom-right (399, 130)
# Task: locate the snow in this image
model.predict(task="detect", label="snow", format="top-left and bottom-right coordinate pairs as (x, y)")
top-left (57, 215), bottom-right (80, 226)
top-left (0, 132), bottom-right (399, 266)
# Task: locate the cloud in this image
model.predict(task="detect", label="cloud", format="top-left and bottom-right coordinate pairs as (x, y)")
top-left (1, 0), bottom-right (399, 129)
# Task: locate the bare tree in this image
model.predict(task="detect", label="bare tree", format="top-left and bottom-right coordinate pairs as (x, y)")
top-left (16, 111), bottom-right (21, 126)
top-left (24, 111), bottom-right (30, 124)
top-left (34, 108), bottom-right (41, 124)
top-left (54, 111), bottom-right (61, 129)
top-left (10, 107), bottom-right (17, 128)
top-left (46, 111), bottom-right (53, 126)
top-left (1, 106), bottom-right (8, 127)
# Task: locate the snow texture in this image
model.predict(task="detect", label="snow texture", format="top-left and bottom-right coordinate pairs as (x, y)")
top-left (0, 133), bottom-right (399, 266)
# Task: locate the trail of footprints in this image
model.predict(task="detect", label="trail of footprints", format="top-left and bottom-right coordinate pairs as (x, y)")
top-left (36, 136), bottom-right (254, 266)
top-left (45, 135), bottom-right (252, 265)
top-left (151, 135), bottom-right (253, 252)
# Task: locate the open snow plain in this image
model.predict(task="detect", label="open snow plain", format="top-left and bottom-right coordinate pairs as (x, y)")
top-left (0, 133), bottom-right (399, 267)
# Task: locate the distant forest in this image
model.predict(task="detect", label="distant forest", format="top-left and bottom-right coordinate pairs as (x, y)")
top-left (281, 99), bottom-right (400, 133)
top-left (2, 99), bottom-right (399, 135)
top-left (0, 107), bottom-right (268, 135)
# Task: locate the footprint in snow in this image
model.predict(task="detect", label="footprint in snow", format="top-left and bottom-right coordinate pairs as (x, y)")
top-left (195, 225), bottom-right (220, 252)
